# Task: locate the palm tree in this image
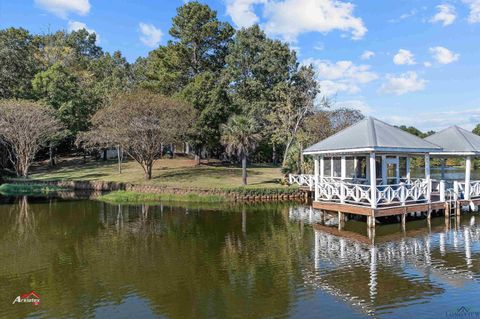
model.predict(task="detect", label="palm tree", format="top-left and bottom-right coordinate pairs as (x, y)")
top-left (221, 115), bottom-right (261, 185)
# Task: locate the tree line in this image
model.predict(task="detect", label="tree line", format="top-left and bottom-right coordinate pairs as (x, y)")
top-left (0, 1), bottom-right (364, 184)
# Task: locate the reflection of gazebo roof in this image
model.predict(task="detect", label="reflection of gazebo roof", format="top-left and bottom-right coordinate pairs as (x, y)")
top-left (304, 117), bottom-right (441, 155)
top-left (425, 126), bottom-right (480, 155)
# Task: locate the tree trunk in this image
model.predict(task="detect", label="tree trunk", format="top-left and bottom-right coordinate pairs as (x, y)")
top-left (272, 143), bottom-right (277, 166)
top-left (49, 144), bottom-right (56, 167)
top-left (117, 146), bottom-right (122, 174)
top-left (194, 153), bottom-right (200, 166)
top-left (103, 149), bottom-right (107, 161)
top-left (145, 163), bottom-right (153, 180)
top-left (282, 138), bottom-right (294, 167)
top-left (299, 142), bottom-right (304, 174)
top-left (242, 154), bottom-right (247, 185)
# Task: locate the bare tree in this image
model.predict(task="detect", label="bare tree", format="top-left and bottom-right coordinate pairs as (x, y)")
top-left (267, 65), bottom-right (319, 167)
top-left (80, 90), bottom-right (195, 180)
top-left (0, 100), bottom-right (62, 177)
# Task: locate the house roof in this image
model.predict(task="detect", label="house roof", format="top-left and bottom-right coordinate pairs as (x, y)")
top-left (303, 116), bottom-right (442, 155)
top-left (424, 126), bottom-right (480, 155)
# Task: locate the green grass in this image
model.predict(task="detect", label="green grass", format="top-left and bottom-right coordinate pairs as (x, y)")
top-left (0, 183), bottom-right (66, 196)
top-left (29, 158), bottom-right (288, 190)
top-left (98, 191), bottom-right (227, 204)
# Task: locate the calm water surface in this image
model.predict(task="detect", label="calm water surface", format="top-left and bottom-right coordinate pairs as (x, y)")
top-left (1, 196), bottom-right (480, 318)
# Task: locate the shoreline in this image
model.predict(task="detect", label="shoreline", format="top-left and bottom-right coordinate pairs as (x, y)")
top-left (3, 179), bottom-right (307, 202)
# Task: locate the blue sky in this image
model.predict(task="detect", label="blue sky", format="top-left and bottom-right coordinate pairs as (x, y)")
top-left (1, 0), bottom-right (480, 131)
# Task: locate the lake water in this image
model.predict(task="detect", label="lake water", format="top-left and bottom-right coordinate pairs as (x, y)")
top-left (1, 196), bottom-right (480, 318)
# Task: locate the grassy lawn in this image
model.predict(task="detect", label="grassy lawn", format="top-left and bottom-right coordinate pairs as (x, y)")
top-left (29, 157), bottom-right (287, 189)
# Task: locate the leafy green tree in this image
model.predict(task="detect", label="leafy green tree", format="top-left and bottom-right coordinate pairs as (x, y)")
top-left (223, 25), bottom-right (297, 119)
top-left (89, 51), bottom-right (134, 103)
top-left (141, 2), bottom-right (235, 161)
top-left (397, 125), bottom-right (427, 138)
top-left (221, 115), bottom-right (261, 185)
top-left (0, 28), bottom-right (40, 99)
top-left (32, 63), bottom-right (99, 136)
top-left (473, 124), bottom-right (480, 136)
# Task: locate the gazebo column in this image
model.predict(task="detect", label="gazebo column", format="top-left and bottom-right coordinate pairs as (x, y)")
top-left (406, 156), bottom-right (411, 183)
top-left (465, 156), bottom-right (472, 200)
top-left (330, 157), bottom-right (334, 178)
top-left (340, 156), bottom-right (346, 203)
top-left (395, 156), bottom-right (400, 184)
top-left (368, 152), bottom-right (377, 227)
top-left (314, 156), bottom-right (320, 201)
top-left (320, 156), bottom-right (324, 181)
top-left (425, 154), bottom-right (431, 203)
top-left (381, 155), bottom-right (387, 185)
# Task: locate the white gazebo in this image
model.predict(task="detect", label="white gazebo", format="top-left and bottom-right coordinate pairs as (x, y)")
top-left (301, 117), bottom-right (442, 209)
top-left (425, 126), bottom-right (480, 201)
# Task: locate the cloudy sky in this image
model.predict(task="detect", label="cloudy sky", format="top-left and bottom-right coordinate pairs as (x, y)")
top-left (1, 0), bottom-right (480, 131)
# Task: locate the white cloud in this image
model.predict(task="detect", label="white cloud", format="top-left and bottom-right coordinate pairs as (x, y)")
top-left (226, 0), bottom-right (367, 41)
top-left (384, 108), bottom-right (480, 131)
top-left (305, 59), bottom-right (378, 96)
top-left (226, 0), bottom-right (266, 27)
top-left (429, 46), bottom-right (459, 64)
top-left (393, 49), bottom-right (416, 65)
top-left (463, 0), bottom-right (480, 23)
top-left (68, 21), bottom-right (99, 43)
top-left (35, 0), bottom-right (90, 19)
top-left (430, 4), bottom-right (456, 26)
top-left (139, 22), bottom-right (163, 48)
top-left (424, 61), bottom-right (432, 67)
top-left (379, 71), bottom-right (426, 95)
top-left (360, 50), bottom-right (375, 60)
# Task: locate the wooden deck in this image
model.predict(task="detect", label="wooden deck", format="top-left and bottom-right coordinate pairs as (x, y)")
top-left (312, 200), bottom-right (448, 217)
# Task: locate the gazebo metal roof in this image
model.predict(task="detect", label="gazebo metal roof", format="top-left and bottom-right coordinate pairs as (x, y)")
top-left (425, 125), bottom-right (480, 155)
top-left (303, 116), bottom-right (442, 155)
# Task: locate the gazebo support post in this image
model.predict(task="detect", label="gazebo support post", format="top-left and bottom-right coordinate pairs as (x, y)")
top-left (425, 154), bottom-right (431, 203)
top-left (340, 156), bottom-right (346, 203)
top-left (314, 156), bottom-right (320, 201)
top-left (369, 152), bottom-right (377, 212)
top-left (330, 157), bottom-right (334, 178)
top-left (406, 156), bottom-right (411, 183)
top-left (465, 156), bottom-right (471, 200)
top-left (395, 156), bottom-right (400, 184)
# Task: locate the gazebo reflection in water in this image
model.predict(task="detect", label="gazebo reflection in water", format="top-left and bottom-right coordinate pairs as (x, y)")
top-left (289, 205), bottom-right (480, 317)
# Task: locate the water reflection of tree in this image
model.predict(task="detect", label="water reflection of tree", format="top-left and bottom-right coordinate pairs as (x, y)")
top-left (78, 202), bottom-right (314, 318)
top-left (10, 196), bottom-right (37, 243)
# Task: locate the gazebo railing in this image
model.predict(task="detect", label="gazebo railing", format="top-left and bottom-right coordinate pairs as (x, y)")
top-left (456, 180), bottom-right (480, 199)
top-left (315, 179), bottom-right (430, 207)
top-left (288, 174), bottom-right (315, 190)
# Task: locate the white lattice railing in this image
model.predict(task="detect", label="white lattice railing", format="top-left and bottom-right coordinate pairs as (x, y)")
top-left (315, 179), bottom-right (430, 207)
top-left (288, 174), bottom-right (315, 190)
top-left (456, 180), bottom-right (480, 200)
